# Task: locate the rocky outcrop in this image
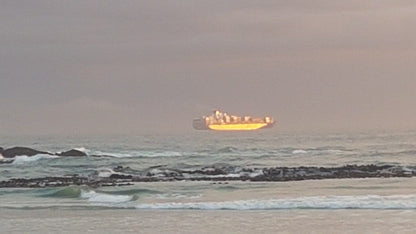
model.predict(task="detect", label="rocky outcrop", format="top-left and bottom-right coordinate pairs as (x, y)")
top-left (0, 147), bottom-right (52, 158)
top-left (0, 176), bottom-right (132, 188)
top-left (114, 164), bottom-right (416, 182)
top-left (57, 149), bottom-right (87, 157)
top-left (2, 164), bottom-right (414, 188)
top-left (0, 146), bottom-right (88, 158)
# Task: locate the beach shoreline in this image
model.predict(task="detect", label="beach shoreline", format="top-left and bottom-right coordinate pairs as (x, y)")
top-left (1, 209), bottom-right (415, 234)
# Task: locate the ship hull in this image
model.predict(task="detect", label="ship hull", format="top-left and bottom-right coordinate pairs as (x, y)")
top-left (207, 122), bottom-right (273, 131)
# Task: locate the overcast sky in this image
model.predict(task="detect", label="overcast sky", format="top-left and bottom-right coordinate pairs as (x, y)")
top-left (1, 0), bottom-right (416, 135)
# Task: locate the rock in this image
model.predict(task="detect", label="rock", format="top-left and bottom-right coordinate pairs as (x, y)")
top-left (1, 147), bottom-right (51, 158)
top-left (0, 160), bottom-right (13, 164)
top-left (192, 167), bottom-right (226, 175)
top-left (0, 146), bottom-right (87, 158)
top-left (109, 174), bottom-right (133, 179)
top-left (57, 149), bottom-right (87, 157)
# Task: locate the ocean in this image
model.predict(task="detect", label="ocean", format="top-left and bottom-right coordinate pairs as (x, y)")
top-left (1, 130), bottom-right (416, 233)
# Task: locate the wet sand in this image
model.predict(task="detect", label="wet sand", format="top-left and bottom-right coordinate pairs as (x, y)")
top-left (1, 209), bottom-right (416, 234)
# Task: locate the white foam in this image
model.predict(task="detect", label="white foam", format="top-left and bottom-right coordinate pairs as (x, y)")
top-left (205, 174), bottom-right (240, 178)
top-left (155, 193), bottom-right (201, 200)
top-left (80, 190), bottom-right (133, 203)
top-left (96, 168), bottom-right (116, 178)
top-left (89, 150), bottom-right (182, 158)
top-left (134, 195), bottom-right (416, 210)
top-left (95, 168), bottom-right (132, 178)
top-left (248, 169), bottom-right (264, 178)
top-left (12, 154), bottom-right (59, 164)
top-left (326, 149), bottom-right (345, 154)
top-left (140, 151), bottom-right (182, 157)
top-left (0, 153), bottom-right (4, 160)
top-left (74, 147), bottom-right (89, 154)
top-left (292, 150), bottom-right (307, 154)
top-left (89, 150), bottom-right (133, 158)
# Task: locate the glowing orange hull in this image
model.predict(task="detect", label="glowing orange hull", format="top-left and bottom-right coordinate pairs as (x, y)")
top-left (207, 123), bottom-right (271, 131)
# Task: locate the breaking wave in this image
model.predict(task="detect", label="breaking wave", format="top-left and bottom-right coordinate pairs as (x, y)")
top-left (134, 195), bottom-right (416, 210)
top-left (89, 150), bottom-right (183, 158)
top-left (216, 146), bottom-right (239, 154)
top-left (12, 154), bottom-right (59, 164)
top-left (41, 186), bottom-right (158, 199)
top-left (80, 190), bottom-right (136, 203)
top-left (290, 148), bottom-right (351, 155)
top-left (73, 147), bottom-right (89, 153)
top-left (42, 186), bottom-right (82, 198)
top-left (292, 149), bottom-right (307, 154)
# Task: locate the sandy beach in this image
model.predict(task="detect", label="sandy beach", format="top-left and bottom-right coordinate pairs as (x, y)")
top-left (2, 209), bottom-right (416, 234)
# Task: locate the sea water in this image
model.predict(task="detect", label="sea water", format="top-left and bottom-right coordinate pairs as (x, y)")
top-left (1, 130), bottom-right (416, 233)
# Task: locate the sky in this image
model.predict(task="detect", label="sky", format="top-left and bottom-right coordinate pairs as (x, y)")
top-left (1, 0), bottom-right (416, 135)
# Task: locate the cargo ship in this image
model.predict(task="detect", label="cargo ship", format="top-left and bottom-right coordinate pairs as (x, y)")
top-left (193, 110), bottom-right (275, 131)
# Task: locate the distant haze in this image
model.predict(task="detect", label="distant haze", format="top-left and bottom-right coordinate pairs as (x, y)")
top-left (1, 1), bottom-right (416, 135)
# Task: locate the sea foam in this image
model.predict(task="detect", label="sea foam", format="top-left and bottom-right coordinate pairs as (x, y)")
top-left (88, 150), bottom-right (183, 158)
top-left (12, 154), bottom-right (59, 164)
top-left (80, 190), bottom-right (134, 203)
top-left (134, 195), bottom-right (416, 210)
top-left (95, 168), bottom-right (117, 177)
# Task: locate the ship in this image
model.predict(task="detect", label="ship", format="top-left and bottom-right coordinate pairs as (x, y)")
top-left (193, 110), bottom-right (275, 131)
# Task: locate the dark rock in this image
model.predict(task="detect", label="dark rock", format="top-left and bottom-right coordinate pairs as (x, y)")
top-left (113, 165), bottom-right (125, 171)
top-left (113, 165), bottom-right (141, 174)
top-left (109, 174), bottom-right (133, 179)
top-left (145, 168), bottom-right (182, 178)
top-left (191, 167), bottom-right (226, 175)
top-left (1, 164), bottom-right (415, 188)
top-left (0, 160), bottom-right (13, 164)
top-left (57, 149), bottom-right (87, 157)
top-left (1, 147), bottom-right (51, 158)
top-left (148, 165), bottom-right (168, 169)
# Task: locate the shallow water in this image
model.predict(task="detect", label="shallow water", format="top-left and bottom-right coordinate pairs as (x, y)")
top-left (2, 178), bottom-right (416, 233)
top-left (1, 178), bottom-right (415, 210)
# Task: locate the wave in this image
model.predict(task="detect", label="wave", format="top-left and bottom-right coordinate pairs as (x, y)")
top-left (134, 195), bottom-right (416, 210)
top-left (41, 186), bottom-right (157, 200)
top-left (12, 154), bottom-right (59, 164)
top-left (89, 150), bottom-right (183, 158)
top-left (73, 147), bottom-right (89, 153)
top-left (95, 168), bottom-right (118, 177)
top-left (41, 186), bottom-right (82, 198)
top-left (5, 194), bottom-right (416, 210)
top-left (154, 193), bottom-right (202, 200)
top-left (290, 148), bottom-right (351, 155)
top-left (137, 151), bottom-right (183, 158)
top-left (80, 190), bottom-right (136, 203)
top-left (104, 188), bottom-right (160, 196)
top-left (216, 146), bottom-right (239, 154)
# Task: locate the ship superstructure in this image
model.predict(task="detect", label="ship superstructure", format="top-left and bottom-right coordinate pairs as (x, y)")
top-left (193, 110), bottom-right (275, 131)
